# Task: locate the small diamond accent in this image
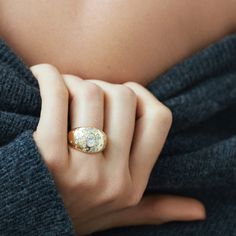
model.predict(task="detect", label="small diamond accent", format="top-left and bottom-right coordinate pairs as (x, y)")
top-left (86, 133), bottom-right (97, 147)
top-left (72, 127), bottom-right (106, 153)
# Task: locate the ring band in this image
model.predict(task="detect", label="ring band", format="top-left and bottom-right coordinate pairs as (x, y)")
top-left (68, 127), bottom-right (107, 154)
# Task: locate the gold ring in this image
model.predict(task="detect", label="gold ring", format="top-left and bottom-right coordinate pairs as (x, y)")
top-left (68, 127), bottom-right (107, 154)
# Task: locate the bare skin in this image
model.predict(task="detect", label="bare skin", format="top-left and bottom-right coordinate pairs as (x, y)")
top-left (31, 64), bottom-right (205, 235)
top-left (1, 1), bottom-right (235, 234)
top-left (0, 0), bottom-right (236, 85)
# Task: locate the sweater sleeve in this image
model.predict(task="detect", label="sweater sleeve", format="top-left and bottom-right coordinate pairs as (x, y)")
top-left (0, 130), bottom-right (75, 236)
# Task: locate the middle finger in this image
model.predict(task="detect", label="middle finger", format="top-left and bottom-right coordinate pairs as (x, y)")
top-left (88, 80), bottom-right (137, 162)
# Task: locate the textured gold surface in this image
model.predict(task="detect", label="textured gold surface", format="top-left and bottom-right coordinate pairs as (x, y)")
top-left (68, 127), bottom-right (107, 154)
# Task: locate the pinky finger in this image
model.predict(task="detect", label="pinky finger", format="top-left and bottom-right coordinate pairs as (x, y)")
top-left (82, 194), bottom-right (206, 234)
top-left (108, 194), bottom-right (206, 226)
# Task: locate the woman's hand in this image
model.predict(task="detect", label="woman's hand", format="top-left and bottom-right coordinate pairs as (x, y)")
top-left (30, 64), bottom-right (205, 235)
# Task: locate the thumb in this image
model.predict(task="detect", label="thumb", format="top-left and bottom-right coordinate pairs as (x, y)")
top-left (97, 194), bottom-right (206, 231)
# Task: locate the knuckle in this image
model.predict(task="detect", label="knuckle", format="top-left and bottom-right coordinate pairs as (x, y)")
top-left (152, 104), bottom-right (173, 127)
top-left (31, 63), bottom-right (68, 98)
top-left (158, 105), bottom-right (173, 125)
top-left (31, 63), bottom-right (58, 75)
top-left (115, 84), bottom-right (136, 99)
top-left (40, 63), bottom-right (58, 71)
top-left (81, 82), bottom-right (103, 100)
top-left (30, 63), bottom-right (55, 78)
top-left (30, 63), bottom-right (48, 69)
top-left (123, 81), bottom-right (139, 88)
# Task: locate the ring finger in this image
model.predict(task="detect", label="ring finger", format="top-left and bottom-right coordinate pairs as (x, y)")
top-left (62, 75), bottom-right (105, 164)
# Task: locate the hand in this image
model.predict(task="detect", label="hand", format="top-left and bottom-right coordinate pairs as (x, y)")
top-left (30, 64), bottom-right (206, 235)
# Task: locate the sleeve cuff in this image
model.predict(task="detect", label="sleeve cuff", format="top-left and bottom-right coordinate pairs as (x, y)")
top-left (0, 130), bottom-right (75, 235)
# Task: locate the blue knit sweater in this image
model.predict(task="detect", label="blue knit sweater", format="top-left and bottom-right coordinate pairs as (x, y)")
top-left (0, 34), bottom-right (235, 236)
